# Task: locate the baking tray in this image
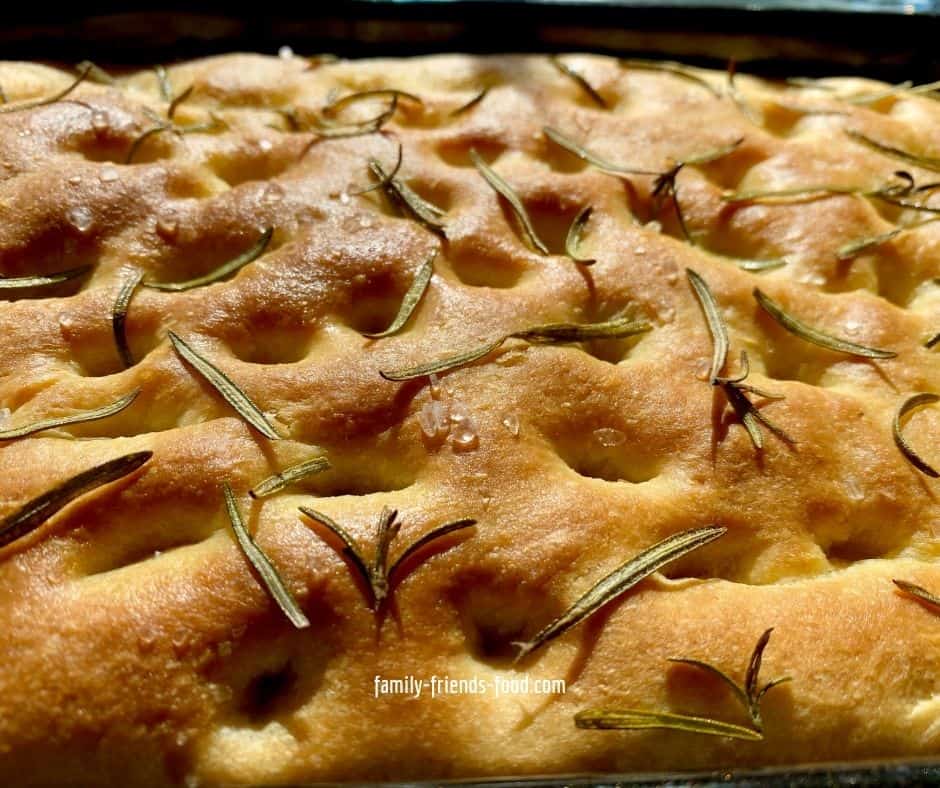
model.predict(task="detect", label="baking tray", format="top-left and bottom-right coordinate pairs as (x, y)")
top-left (4, 3), bottom-right (939, 785)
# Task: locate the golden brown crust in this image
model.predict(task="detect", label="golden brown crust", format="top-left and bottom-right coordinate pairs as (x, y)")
top-left (0, 53), bottom-right (937, 785)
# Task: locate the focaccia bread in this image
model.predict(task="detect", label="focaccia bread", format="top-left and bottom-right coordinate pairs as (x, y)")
top-left (0, 52), bottom-right (938, 786)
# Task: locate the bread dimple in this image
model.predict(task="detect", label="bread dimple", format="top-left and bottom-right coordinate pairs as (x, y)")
top-left (0, 53), bottom-right (937, 785)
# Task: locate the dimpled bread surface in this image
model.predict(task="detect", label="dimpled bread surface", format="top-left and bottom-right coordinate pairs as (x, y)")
top-left (0, 53), bottom-right (937, 786)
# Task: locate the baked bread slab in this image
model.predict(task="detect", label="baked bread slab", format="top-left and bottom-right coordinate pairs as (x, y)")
top-left (0, 53), bottom-right (937, 786)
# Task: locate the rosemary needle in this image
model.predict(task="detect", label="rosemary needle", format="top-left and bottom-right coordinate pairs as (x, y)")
top-left (250, 456), bottom-right (331, 499)
top-left (145, 228), bottom-right (274, 292)
top-left (0, 64), bottom-right (91, 114)
top-left (224, 483), bottom-right (309, 628)
top-left (112, 270), bottom-right (143, 368)
top-left (753, 288), bottom-right (896, 359)
top-left (550, 56), bottom-right (608, 108)
top-left (893, 393), bottom-right (939, 477)
top-left (0, 390), bottom-right (140, 441)
top-left (363, 251), bottom-right (435, 338)
top-left (469, 148), bottom-right (549, 255)
top-left (0, 452), bottom-right (152, 550)
top-left (168, 332), bottom-right (280, 440)
top-left (513, 525), bottom-right (727, 661)
top-left (686, 269), bottom-right (729, 383)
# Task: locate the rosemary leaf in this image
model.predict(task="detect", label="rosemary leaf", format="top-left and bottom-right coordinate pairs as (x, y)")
top-left (168, 331), bottom-right (280, 440)
top-left (249, 457), bottom-right (331, 499)
top-left (323, 89), bottom-right (422, 119)
top-left (145, 227), bottom-right (273, 292)
top-left (565, 206), bottom-right (596, 265)
top-left (846, 129), bottom-right (940, 174)
top-left (370, 158), bottom-right (447, 234)
top-left (380, 337), bottom-right (507, 381)
top-left (0, 452), bottom-right (152, 550)
top-left (682, 139), bottom-right (744, 167)
top-left (380, 316), bottom-right (650, 381)
top-left (753, 288), bottom-right (896, 359)
top-left (350, 141), bottom-right (402, 196)
top-left (112, 270), bottom-right (143, 368)
top-left (837, 229), bottom-right (902, 260)
top-left (0, 389), bottom-right (139, 441)
top-left (298, 505), bottom-right (374, 602)
top-left (76, 60), bottom-right (115, 85)
top-left (893, 579), bottom-right (940, 611)
top-left (735, 258), bottom-right (788, 272)
top-left (363, 251), bottom-right (435, 338)
top-left (125, 124), bottom-right (170, 164)
top-left (470, 148), bottom-right (549, 255)
top-left (893, 393), bottom-right (939, 477)
top-left (0, 266), bottom-right (91, 293)
top-left (574, 709), bottom-right (763, 741)
top-left (686, 269), bottom-right (729, 383)
top-left (513, 525), bottom-right (727, 661)
top-left (927, 333), bottom-right (940, 349)
top-left (543, 126), bottom-right (658, 176)
top-left (620, 59), bottom-right (722, 97)
top-left (224, 482), bottom-right (309, 628)
top-left (154, 65), bottom-right (173, 102)
top-left (450, 87), bottom-right (489, 116)
top-left (167, 84), bottom-right (194, 120)
top-left (314, 95), bottom-right (397, 138)
top-left (549, 56), bottom-right (608, 108)
top-left (387, 518), bottom-right (477, 580)
top-left (371, 507), bottom-right (400, 605)
top-left (723, 381), bottom-right (794, 450)
top-left (0, 64), bottom-right (90, 114)
top-left (669, 658), bottom-right (750, 712)
top-left (722, 185), bottom-right (859, 205)
top-left (510, 316), bottom-right (651, 344)
top-left (845, 79), bottom-right (940, 105)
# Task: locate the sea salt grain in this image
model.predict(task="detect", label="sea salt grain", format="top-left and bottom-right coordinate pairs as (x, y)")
top-left (501, 413), bottom-right (520, 436)
top-left (67, 206), bottom-right (94, 233)
top-left (99, 165), bottom-right (120, 182)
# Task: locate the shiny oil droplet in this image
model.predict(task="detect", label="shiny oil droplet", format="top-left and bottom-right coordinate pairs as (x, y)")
top-left (593, 427), bottom-right (625, 447)
top-left (339, 191), bottom-right (351, 205)
top-left (68, 175), bottom-right (82, 186)
top-left (67, 206), bottom-right (94, 233)
top-left (258, 138), bottom-right (274, 153)
top-left (501, 413), bottom-right (520, 436)
top-left (279, 45), bottom-right (295, 60)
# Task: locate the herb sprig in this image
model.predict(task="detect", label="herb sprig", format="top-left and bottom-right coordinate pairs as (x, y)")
top-left (250, 457), bottom-right (331, 499)
top-left (379, 316), bottom-right (651, 381)
top-left (299, 506), bottom-right (476, 610)
top-left (687, 269), bottom-right (793, 450)
top-left (514, 526), bottom-right (727, 662)
top-left (575, 629), bottom-right (790, 740)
